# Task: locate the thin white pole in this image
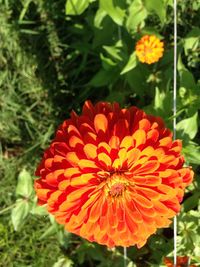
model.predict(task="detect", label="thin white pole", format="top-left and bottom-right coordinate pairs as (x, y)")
top-left (124, 246), bottom-right (127, 267)
top-left (173, 216), bottom-right (177, 266)
top-left (173, 0), bottom-right (177, 139)
top-left (173, 0), bottom-right (177, 266)
top-left (188, 257), bottom-right (190, 267)
top-left (120, 22), bottom-right (126, 267)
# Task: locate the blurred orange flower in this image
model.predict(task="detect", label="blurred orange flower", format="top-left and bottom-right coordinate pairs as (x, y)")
top-left (136, 35), bottom-right (164, 64)
top-left (35, 101), bottom-right (193, 248)
top-left (164, 256), bottom-right (197, 267)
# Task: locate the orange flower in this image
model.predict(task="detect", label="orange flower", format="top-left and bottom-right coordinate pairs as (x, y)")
top-left (35, 101), bottom-right (193, 248)
top-left (135, 35), bottom-right (164, 64)
top-left (164, 256), bottom-right (197, 267)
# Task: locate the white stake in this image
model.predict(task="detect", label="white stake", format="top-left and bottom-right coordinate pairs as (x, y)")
top-left (173, 0), bottom-right (177, 266)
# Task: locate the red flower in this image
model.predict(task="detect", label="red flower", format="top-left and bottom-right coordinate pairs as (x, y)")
top-left (164, 256), bottom-right (197, 267)
top-left (35, 101), bottom-right (193, 248)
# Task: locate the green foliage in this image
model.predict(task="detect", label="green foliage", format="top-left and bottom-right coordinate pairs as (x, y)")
top-left (176, 112), bottom-right (198, 140)
top-left (126, 0), bottom-right (148, 33)
top-left (53, 257), bottom-right (74, 267)
top-left (0, 0), bottom-right (200, 266)
top-left (16, 169), bottom-right (33, 198)
top-left (182, 143), bottom-right (200, 165)
top-left (121, 52), bottom-right (137, 74)
top-left (100, 0), bottom-right (126, 26)
top-left (144, 0), bottom-right (166, 25)
top-left (11, 199), bottom-right (31, 231)
top-left (178, 210), bottom-right (200, 258)
top-left (66, 0), bottom-right (90, 15)
top-left (11, 170), bottom-right (34, 230)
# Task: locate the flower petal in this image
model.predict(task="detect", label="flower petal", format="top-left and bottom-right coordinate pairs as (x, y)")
top-left (132, 129), bottom-right (146, 147)
top-left (83, 143), bottom-right (97, 159)
top-left (94, 114), bottom-right (108, 133)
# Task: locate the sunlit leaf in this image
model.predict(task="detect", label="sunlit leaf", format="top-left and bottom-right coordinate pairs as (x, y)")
top-left (176, 112), bottom-right (198, 139)
top-left (154, 87), bottom-right (165, 111)
top-left (30, 201), bottom-right (48, 216)
top-left (144, 0), bottom-right (166, 24)
top-left (103, 40), bottom-right (123, 61)
top-left (182, 143), bottom-right (200, 165)
top-left (178, 56), bottom-right (197, 90)
top-left (126, 0), bottom-right (147, 33)
top-left (16, 169), bottom-right (33, 198)
top-left (53, 257), bottom-right (74, 267)
top-left (184, 27), bottom-right (200, 56)
top-left (163, 0), bottom-right (173, 7)
top-left (66, 0), bottom-right (90, 15)
top-left (11, 199), bottom-right (31, 231)
top-left (94, 8), bottom-right (107, 28)
top-left (120, 52), bottom-right (137, 74)
top-left (100, 54), bottom-right (117, 70)
top-left (39, 224), bottom-right (57, 240)
top-left (127, 262), bottom-right (137, 267)
top-left (99, 0), bottom-right (125, 25)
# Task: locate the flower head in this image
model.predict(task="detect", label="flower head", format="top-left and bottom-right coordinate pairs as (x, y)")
top-left (136, 35), bottom-right (164, 64)
top-left (164, 256), bottom-right (197, 267)
top-left (35, 101), bottom-right (193, 248)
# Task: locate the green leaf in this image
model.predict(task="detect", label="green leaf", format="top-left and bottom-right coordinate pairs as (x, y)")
top-left (126, 0), bottom-right (147, 33)
top-left (65, 0), bottom-right (90, 15)
top-left (106, 88), bottom-right (129, 105)
top-left (192, 255), bottom-right (200, 264)
top-left (176, 112), bottom-right (198, 139)
top-left (100, 54), bottom-right (116, 70)
top-left (11, 200), bottom-right (31, 231)
top-left (154, 87), bottom-right (165, 111)
top-left (89, 69), bottom-right (118, 87)
top-left (163, 0), bottom-right (173, 7)
top-left (144, 0), bottom-right (166, 24)
top-left (103, 40), bottom-right (123, 61)
top-left (126, 65), bottom-right (149, 96)
top-left (184, 27), bottom-right (200, 56)
top-left (93, 17), bottom-right (116, 48)
top-left (178, 56), bottom-right (197, 90)
top-left (99, 0), bottom-right (125, 25)
top-left (182, 143), bottom-right (200, 165)
top-left (40, 224), bottom-right (57, 240)
top-left (19, 0), bottom-right (32, 21)
top-left (53, 257), bottom-right (74, 267)
top-left (183, 191), bottom-right (200, 212)
top-left (76, 243), bottom-right (105, 264)
top-left (141, 27), bottom-right (163, 39)
top-left (30, 200), bottom-right (48, 216)
top-left (16, 169), bottom-right (33, 198)
top-left (120, 52), bottom-right (137, 74)
top-left (127, 262), bottom-right (137, 267)
top-left (94, 8), bottom-right (107, 29)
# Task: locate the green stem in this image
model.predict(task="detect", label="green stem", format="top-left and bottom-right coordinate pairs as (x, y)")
top-left (0, 203), bottom-right (16, 215)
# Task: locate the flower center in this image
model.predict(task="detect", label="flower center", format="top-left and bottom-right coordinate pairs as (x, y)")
top-left (102, 173), bottom-right (129, 198)
top-left (145, 47), bottom-right (153, 54)
top-left (109, 182), bottom-right (125, 197)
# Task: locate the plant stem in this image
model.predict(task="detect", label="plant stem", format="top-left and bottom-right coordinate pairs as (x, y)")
top-left (0, 203), bottom-right (16, 215)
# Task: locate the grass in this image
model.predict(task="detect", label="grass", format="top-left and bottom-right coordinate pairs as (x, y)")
top-left (0, 1), bottom-right (68, 265)
top-left (0, 216), bottom-right (61, 267)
